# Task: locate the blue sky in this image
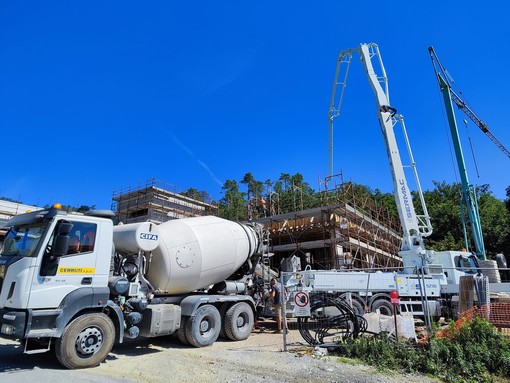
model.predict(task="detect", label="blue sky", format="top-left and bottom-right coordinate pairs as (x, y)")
top-left (1, 1), bottom-right (509, 209)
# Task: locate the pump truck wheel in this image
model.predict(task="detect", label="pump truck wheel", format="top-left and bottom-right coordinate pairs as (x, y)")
top-left (339, 293), bottom-right (366, 316)
top-left (370, 297), bottom-right (394, 316)
top-left (223, 302), bottom-right (254, 341)
top-left (185, 304), bottom-right (221, 347)
top-left (55, 313), bottom-right (115, 369)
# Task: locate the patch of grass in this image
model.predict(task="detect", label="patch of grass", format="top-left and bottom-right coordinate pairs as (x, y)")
top-left (336, 356), bottom-right (360, 365)
top-left (334, 317), bottom-right (510, 383)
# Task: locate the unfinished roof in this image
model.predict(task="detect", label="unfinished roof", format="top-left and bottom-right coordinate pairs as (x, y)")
top-left (112, 179), bottom-right (218, 224)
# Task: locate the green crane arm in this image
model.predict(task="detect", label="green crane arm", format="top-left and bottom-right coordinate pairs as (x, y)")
top-left (428, 46), bottom-right (487, 260)
top-left (428, 47), bottom-right (510, 159)
top-left (449, 89), bottom-right (510, 158)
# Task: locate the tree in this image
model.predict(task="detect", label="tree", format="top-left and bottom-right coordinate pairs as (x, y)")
top-left (422, 181), bottom-right (510, 258)
top-left (506, 185), bottom-right (510, 212)
top-left (240, 172), bottom-right (264, 200)
top-left (218, 180), bottom-right (246, 221)
top-left (76, 205), bottom-right (94, 213)
top-left (373, 188), bottom-right (398, 217)
top-left (180, 188), bottom-right (212, 204)
top-left (422, 181), bottom-right (466, 252)
top-left (239, 172), bottom-right (266, 219)
top-left (58, 204), bottom-right (95, 213)
top-left (478, 189), bottom-right (510, 257)
top-left (268, 172), bottom-right (318, 214)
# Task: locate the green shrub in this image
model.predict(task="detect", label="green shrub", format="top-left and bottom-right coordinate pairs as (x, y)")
top-left (335, 317), bottom-right (510, 383)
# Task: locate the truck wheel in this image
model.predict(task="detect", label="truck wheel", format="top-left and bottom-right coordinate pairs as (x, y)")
top-left (371, 299), bottom-right (394, 316)
top-left (339, 293), bottom-right (365, 316)
top-left (55, 313), bottom-right (115, 369)
top-left (218, 303), bottom-right (231, 339)
top-left (185, 304), bottom-right (221, 347)
top-left (223, 302), bottom-right (254, 341)
top-left (176, 316), bottom-right (189, 345)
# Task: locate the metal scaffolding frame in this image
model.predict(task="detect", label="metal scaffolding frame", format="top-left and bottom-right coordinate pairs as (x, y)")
top-left (112, 178), bottom-right (218, 224)
top-left (254, 174), bottom-right (402, 272)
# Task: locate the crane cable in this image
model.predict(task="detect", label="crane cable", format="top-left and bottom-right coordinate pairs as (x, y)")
top-left (463, 118), bottom-right (481, 178)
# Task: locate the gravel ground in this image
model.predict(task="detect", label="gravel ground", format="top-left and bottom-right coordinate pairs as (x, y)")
top-left (0, 321), bottom-right (438, 383)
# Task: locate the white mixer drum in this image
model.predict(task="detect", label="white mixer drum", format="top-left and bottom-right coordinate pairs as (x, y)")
top-left (146, 216), bottom-right (257, 294)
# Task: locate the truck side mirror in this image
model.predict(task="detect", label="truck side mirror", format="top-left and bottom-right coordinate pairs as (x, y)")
top-left (54, 235), bottom-right (70, 257)
top-left (54, 221), bottom-right (74, 257)
top-left (59, 222), bottom-right (74, 235)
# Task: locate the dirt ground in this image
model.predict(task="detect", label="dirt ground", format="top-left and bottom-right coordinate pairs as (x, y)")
top-left (0, 318), bottom-right (438, 383)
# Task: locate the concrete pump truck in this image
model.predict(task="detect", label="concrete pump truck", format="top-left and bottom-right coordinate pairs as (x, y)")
top-left (287, 43), bottom-right (510, 324)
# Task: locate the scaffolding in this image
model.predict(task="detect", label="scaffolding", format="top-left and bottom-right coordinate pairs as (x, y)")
top-left (254, 174), bottom-right (403, 272)
top-left (112, 179), bottom-right (218, 224)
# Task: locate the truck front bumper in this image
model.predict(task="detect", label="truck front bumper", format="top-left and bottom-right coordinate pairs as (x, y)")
top-left (0, 309), bottom-right (26, 339)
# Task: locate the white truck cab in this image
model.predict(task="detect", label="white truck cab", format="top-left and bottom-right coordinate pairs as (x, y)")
top-left (0, 207), bottom-right (114, 337)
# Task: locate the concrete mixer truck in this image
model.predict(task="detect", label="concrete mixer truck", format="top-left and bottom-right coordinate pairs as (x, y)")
top-left (0, 205), bottom-right (265, 369)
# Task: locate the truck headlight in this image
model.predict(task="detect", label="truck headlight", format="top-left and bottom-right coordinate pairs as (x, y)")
top-left (1, 324), bottom-right (14, 335)
top-left (0, 265), bottom-right (5, 279)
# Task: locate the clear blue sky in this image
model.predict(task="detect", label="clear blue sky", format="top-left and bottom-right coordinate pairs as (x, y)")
top-left (1, 1), bottom-right (509, 209)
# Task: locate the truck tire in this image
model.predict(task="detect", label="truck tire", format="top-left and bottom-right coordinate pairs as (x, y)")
top-left (185, 304), bottom-right (221, 347)
top-left (339, 293), bottom-right (365, 316)
top-left (218, 303), bottom-right (231, 339)
top-left (223, 302), bottom-right (254, 341)
top-left (371, 298), bottom-right (394, 316)
top-left (176, 316), bottom-right (189, 345)
top-left (55, 313), bottom-right (115, 369)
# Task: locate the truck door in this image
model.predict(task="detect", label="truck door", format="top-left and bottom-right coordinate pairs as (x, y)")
top-left (27, 219), bottom-right (100, 309)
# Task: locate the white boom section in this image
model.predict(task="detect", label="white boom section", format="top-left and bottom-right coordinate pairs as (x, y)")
top-left (328, 43), bottom-right (432, 252)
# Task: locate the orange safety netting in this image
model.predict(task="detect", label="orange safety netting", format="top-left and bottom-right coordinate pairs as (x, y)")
top-left (437, 303), bottom-right (510, 338)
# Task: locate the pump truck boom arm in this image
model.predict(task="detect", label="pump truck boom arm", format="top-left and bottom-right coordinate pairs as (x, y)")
top-left (328, 43), bottom-right (432, 251)
top-left (428, 46), bottom-right (487, 260)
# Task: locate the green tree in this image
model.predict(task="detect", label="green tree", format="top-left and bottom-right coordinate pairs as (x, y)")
top-left (240, 172), bottom-right (264, 200)
top-left (506, 185), bottom-right (510, 211)
top-left (218, 179), bottom-right (246, 221)
top-left (273, 172), bottom-right (317, 213)
top-left (373, 188), bottom-right (398, 217)
top-left (180, 188), bottom-right (212, 204)
top-left (58, 204), bottom-right (96, 213)
top-left (422, 181), bottom-right (466, 252)
top-left (478, 189), bottom-right (510, 257)
top-left (76, 205), bottom-right (95, 213)
top-left (422, 181), bottom-right (510, 257)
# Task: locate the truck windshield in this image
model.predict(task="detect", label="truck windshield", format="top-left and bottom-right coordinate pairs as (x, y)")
top-left (0, 223), bottom-right (47, 257)
top-left (456, 255), bottom-right (479, 275)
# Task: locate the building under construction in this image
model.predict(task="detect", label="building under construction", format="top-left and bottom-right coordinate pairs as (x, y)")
top-left (254, 176), bottom-right (403, 272)
top-left (112, 179), bottom-right (218, 224)
top-left (112, 177), bottom-right (402, 271)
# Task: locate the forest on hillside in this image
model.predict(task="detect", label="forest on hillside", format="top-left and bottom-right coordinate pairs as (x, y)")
top-left (182, 172), bottom-right (510, 259)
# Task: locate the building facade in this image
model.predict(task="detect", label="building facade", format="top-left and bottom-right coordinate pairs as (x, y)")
top-left (112, 179), bottom-right (218, 224)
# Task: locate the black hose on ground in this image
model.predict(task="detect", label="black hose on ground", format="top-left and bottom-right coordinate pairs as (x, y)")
top-left (297, 294), bottom-right (365, 345)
